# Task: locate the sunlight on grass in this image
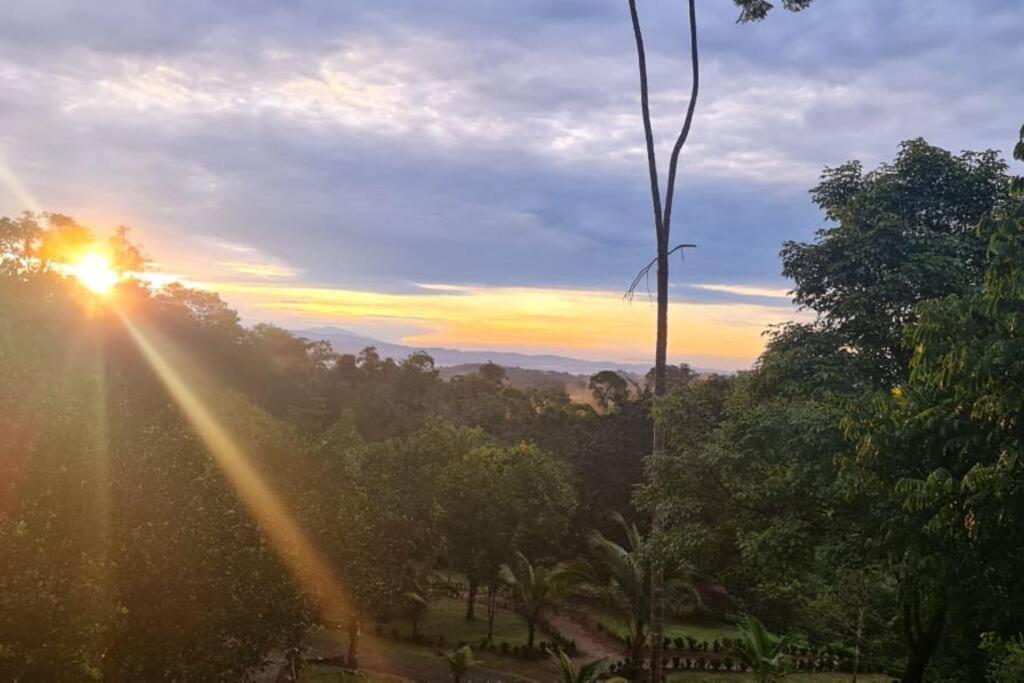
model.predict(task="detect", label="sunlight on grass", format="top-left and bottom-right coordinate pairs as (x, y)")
top-left (386, 596), bottom-right (531, 646)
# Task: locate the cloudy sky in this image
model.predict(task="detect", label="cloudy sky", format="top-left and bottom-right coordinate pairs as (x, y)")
top-left (1, 0), bottom-right (1021, 369)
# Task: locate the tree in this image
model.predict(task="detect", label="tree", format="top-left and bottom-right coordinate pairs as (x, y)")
top-left (589, 370), bottom-right (629, 412)
top-left (442, 443), bottom-right (575, 631)
top-left (498, 551), bottom-right (564, 650)
top-left (623, 1), bottom-right (815, 676)
top-left (333, 421), bottom-right (475, 668)
top-left (731, 616), bottom-right (793, 683)
top-left (0, 265), bottom-right (312, 680)
top-left (782, 139), bottom-right (1016, 384)
top-left (841, 125), bottom-right (1024, 682)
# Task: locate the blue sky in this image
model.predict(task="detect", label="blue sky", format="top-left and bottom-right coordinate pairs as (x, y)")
top-left (1, 0), bottom-right (1021, 368)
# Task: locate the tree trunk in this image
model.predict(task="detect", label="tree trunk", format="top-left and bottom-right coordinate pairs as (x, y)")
top-left (899, 588), bottom-right (945, 683)
top-left (852, 606), bottom-right (864, 683)
top-left (486, 583), bottom-right (498, 641)
top-left (346, 616), bottom-right (361, 670)
top-left (901, 648), bottom-right (934, 683)
top-left (626, 2), bottom-right (700, 679)
top-left (527, 621), bottom-right (536, 651)
top-left (650, 269), bottom-right (667, 683)
top-left (412, 614), bottom-right (420, 639)
top-left (631, 629), bottom-right (647, 679)
top-left (465, 577), bottom-right (478, 621)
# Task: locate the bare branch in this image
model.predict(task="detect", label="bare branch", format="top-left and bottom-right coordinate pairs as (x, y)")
top-left (624, 243), bottom-right (697, 301)
top-left (627, 0), bottom-right (666, 245)
top-left (662, 0), bottom-right (700, 239)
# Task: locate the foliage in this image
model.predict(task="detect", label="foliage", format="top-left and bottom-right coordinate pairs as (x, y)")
top-left (440, 441), bottom-right (575, 625)
top-left (498, 551), bottom-right (564, 650)
top-left (782, 138), bottom-right (1017, 384)
top-left (980, 632), bottom-right (1024, 683)
top-left (438, 646), bottom-right (477, 683)
top-left (839, 128), bottom-right (1024, 681)
top-left (561, 512), bottom-right (697, 669)
top-left (734, 0), bottom-right (814, 23)
top-left (552, 649), bottom-right (606, 683)
top-left (731, 616), bottom-right (794, 682)
top-left (0, 265), bottom-right (311, 680)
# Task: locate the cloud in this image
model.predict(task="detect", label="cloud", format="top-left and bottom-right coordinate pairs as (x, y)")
top-left (690, 283), bottom-right (791, 299)
top-left (0, 0), bottom-right (1021, 360)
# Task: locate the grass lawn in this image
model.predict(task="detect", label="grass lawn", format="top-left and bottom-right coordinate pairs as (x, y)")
top-left (300, 665), bottom-right (409, 682)
top-left (384, 595), bottom-right (533, 647)
top-left (667, 675), bottom-right (892, 682)
top-left (308, 629), bottom-right (548, 682)
top-left (585, 605), bottom-right (740, 642)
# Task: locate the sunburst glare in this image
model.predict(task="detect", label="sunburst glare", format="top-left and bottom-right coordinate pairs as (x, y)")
top-left (66, 251), bottom-right (120, 295)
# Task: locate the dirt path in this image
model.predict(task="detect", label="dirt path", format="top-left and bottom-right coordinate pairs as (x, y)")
top-left (546, 609), bottom-right (624, 663)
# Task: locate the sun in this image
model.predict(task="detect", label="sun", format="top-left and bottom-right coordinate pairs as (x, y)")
top-left (67, 251), bottom-right (120, 295)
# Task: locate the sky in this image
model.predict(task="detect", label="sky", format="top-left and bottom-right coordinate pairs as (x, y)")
top-left (1, 0), bottom-right (1022, 370)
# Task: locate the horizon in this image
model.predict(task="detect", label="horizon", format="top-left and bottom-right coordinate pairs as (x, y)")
top-left (2, 1), bottom-right (1020, 369)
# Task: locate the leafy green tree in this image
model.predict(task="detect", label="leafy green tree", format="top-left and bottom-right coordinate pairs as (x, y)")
top-left (333, 421), bottom-right (476, 668)
top-left (842, 126), bottom-right (1024, 682)
top-left (0, 265), bottom-right (312, 680)
top-left (782, 139), bottom-right (1016, 384)
top-left (442, 443), bottom-right (575, 632)
top-left (589, 370), bottom-right (629, 412)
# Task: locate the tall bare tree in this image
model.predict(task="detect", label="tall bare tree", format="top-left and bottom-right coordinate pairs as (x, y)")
top-left (624, 1), bottom-right (815, 679)
top-left (625, 1), bottom-right (699, 679)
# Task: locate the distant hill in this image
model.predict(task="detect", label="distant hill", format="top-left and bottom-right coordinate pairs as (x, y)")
top-left (294, 326), bottom-right (729, 376)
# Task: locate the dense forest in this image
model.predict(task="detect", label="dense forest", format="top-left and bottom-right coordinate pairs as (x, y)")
top-left (2, 128), bottom-right (1024, 682)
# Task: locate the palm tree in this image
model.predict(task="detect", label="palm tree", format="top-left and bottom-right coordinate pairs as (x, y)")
top-left (439, 645), bottom-right (478, 683)
top-left (731, 615), bottom-right (794, 683)
top-left (553, 649), bottom-right (607, 683)
top-left (498, 551), bottom-right (563, 650)
top-left (560, 513), bottom-right (697, 671)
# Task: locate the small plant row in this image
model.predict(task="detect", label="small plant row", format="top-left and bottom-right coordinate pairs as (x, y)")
top-left (610, 656), bottom-right (751, 674)
top-left (594, 623), bottom-right (739, 654)
top-left (606, 655), bottom-right (888, 675)
top-left (428, 577), bottom-right (467, 598)
top-left (475, 638), bottom-right (567, 661)
top-left (372, 624), bottom-right (575, 661)
top-left (536, 613), bottom-right (578, 657)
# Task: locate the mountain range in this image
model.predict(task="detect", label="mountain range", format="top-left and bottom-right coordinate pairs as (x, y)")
top-left (294, 326), bottom-right (726, 376)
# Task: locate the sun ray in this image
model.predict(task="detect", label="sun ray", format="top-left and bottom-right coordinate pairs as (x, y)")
top-left (0, 154), bottom-right (41, 214)
top-left (116, 309), bottom-right (350, 621)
